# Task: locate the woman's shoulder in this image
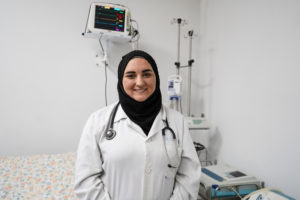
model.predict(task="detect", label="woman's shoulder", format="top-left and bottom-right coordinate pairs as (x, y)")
top-left (162, 104), bottom-right (184, 120)
top-left (88, 102), bottom-right (119, 121)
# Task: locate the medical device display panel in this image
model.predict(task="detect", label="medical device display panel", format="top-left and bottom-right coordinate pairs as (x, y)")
top-left (94, 5), bottom-right (126, 32)
top-left (86, 3), bottom-right (131, 39)
top-left (199, 164), bottom-right (263, 199)
top-left (202, 164), bottom-right (256, 183)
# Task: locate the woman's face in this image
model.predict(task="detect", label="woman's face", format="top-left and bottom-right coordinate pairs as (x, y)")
top-left (122, 58), bottom-right (156, 102)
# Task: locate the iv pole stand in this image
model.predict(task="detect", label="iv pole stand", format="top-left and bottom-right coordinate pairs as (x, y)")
top-left (175, 18), bottom-right (182, 75)
top-left (171, 18), bottom-right (196, 116)
top-left (187, 30), bottom-right (195, 117)
top-left (172, 18), bottom-right (187, 111)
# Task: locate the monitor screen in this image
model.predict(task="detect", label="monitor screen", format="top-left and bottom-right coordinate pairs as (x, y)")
top-left (94, 5), bottom-right (126, 32)
top-left (229, 171), bottom-right (246, 178)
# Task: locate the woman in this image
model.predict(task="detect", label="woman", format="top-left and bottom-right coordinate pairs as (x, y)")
top-left (74, 50), bottom-right (201, 200)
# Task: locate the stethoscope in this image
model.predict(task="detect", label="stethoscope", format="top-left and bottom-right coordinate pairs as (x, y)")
top-left (104, 102), bottom-right (120, 140)
top-left (104, 102), bottom-right (179, 168)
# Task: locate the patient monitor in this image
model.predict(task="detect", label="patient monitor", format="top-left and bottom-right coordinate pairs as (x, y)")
top-left (200, 164), bottom-right (263, 199)
top-left (83, 3), bottom-right (134, 42)
top-left (202, 164), bottom-right (257, 184)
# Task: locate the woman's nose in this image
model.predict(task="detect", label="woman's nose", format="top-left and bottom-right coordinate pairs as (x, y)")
top-left (136, 75), bottom-right (145, 86)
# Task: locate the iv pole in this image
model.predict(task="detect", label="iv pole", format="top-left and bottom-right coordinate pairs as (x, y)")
top-left (187, 30), bottom-right (195, 117)
top-left (172, 18), bottom-right (196, 116)
top-left (174, 18), bottom-right (183, 75)
top-left (171, 18), bottom-right (187, 112)
top-left (171, 18), bottom-right (199, 117)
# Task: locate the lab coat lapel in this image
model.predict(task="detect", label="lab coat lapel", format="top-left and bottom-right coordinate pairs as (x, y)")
top-left (115, 105), bottom-right (166, 138)
top-left (113, 104), bottom-right (127, 123)
top-left (147, 107), bottom-right (165, 139)
top-left (116, 105), bottom-right (148, 137)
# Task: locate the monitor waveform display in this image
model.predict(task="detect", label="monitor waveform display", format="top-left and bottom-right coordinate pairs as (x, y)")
top-left (94, 5), bottom-right (126, 32)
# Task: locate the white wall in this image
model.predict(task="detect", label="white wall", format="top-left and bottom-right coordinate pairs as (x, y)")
top-left (0, 0), bottom-right (202, 156)
top-left (3, 0), bottom-right (298, 198)
top-left (201, 0), bottom-right (300, 198)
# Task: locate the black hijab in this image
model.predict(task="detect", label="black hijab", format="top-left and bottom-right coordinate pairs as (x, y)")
top-left (117, 50), bottom-right (162, 135)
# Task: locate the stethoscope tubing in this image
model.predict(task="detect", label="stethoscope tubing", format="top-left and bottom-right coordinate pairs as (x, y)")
top-left (104, 102), bottom-right (179, 168)
top-left (105, 102), bottom-right (120, 140)
top-left (105, 102), bottom-right (176, 141)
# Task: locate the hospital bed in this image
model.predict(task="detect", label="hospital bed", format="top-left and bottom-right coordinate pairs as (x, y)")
top-left (0, 152), bottom-right (77, 200)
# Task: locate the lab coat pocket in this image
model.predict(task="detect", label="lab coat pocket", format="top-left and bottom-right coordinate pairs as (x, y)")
top-left (176, 146), bottom-right (183, 165)
top-left (161, 167), bottom-right (177, 199)
top-left (165, 139), bottom-right (183, 168)
top-left (161, 147), bottom-right (182, 199)
top-left (171, 146), bottom-right (183, 169)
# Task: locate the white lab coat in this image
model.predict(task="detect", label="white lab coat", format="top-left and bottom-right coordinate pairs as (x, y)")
top-left (74, 102), bottom-right (201, 200)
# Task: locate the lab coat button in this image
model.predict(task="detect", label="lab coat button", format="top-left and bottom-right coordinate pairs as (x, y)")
top-left (145, 167), bottom-right (152, 174)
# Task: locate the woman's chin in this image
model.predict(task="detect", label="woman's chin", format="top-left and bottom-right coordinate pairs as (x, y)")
top-left (132, 95), bottom-right (149, 102)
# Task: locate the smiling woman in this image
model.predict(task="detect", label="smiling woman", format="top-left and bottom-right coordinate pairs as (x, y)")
top-left (117, 51), bottom-right (162, 135)
top-left (122, 58), bottom-right (156, 102)
top-left (74, 50), bottom-right (201, 200)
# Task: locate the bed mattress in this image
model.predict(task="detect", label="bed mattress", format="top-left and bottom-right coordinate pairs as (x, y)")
top-left (0, 152), bottom-right (77, 200)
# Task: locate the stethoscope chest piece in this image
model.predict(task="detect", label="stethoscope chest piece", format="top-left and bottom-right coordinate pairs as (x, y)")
top-left (105, 102), bottom-right (120, 140)
top-left (105, 128), bottom-right (116, 140)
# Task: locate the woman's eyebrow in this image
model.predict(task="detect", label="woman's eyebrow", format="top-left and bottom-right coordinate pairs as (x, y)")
top-left (142, 69), bottom-right (153, 73)
top-left (125, 71), bottom-right (136, 74)
top-left (125, 69), bottom-right (153, 74)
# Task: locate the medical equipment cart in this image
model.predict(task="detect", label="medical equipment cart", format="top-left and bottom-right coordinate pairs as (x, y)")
top-left (199, 165), bottom-right (264, 200)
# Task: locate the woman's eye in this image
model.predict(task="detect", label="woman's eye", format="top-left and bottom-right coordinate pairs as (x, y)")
top-left (125, 74), bottom-right (135, 78)
top-left (143, 73), bottom-right (152, 77)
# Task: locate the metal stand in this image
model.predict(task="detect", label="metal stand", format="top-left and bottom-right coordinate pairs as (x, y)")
top-left (194, 142), bottom-right (212, 167)
top-left (170, 18), bottom-right (187, 112)
top-left (171, 18), bottom-right (197, 116)
top-left (186, 30), bottom-right (195, 116)
top-left (172, 18), bottom-right (187, 76)
top-left (199, 182), bottom-right (264, 200)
